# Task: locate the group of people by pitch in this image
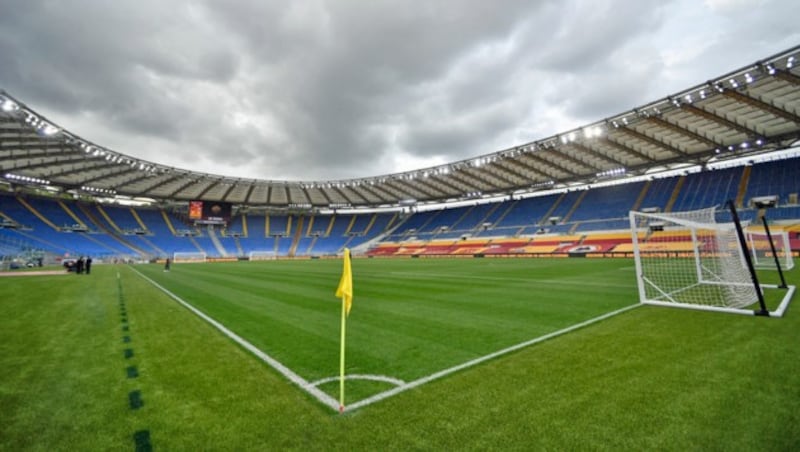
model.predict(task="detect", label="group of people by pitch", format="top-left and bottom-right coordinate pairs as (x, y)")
top-left (71, 256), bottom-right (93, 274)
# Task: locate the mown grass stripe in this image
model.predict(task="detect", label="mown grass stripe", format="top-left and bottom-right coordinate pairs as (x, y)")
top-left (128, 265), bottom-right (341, 411)
top-left (347, 303), bottom-right (642, 411)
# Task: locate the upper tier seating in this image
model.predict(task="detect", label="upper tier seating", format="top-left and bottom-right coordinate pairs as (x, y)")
top-left (3, 155), bottom-right (800, 259)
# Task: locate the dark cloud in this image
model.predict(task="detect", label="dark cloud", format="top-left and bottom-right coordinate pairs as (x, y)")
top-left (0, 0), bottom-right (797, 181)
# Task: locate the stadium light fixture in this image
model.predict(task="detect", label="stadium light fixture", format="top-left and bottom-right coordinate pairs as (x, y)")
top-left (5, 173), bottom-right (50, 185)
top-left (39, 123), bottom-right (60, 136)
top-left (1, 99), bottom-right (19, 112)
top-left (744, 72), bottom-right (754, 84)
top-left (787, 56), bottom-right (795, 68)
top-left (583, 125), bottom-right (603, 139)
top-left (24, 112), bottom-right (39, 125)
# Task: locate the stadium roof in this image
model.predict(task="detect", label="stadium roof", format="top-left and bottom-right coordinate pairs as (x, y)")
top-left (2, 45), bottom-right (799, 209)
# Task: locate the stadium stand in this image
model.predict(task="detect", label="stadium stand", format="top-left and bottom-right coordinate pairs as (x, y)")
top-left (2, 154), bottom-right (800, 261)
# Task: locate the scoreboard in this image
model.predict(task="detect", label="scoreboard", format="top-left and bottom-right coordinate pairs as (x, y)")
top-left (188, 200), bottom-right (232, 224)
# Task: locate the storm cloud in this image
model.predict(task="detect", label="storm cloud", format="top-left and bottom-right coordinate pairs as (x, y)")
top-left (1, 0), bottom-right (798, 181)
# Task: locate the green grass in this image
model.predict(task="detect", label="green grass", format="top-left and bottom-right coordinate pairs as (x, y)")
top-left (1, 258), bottom-right (799, 450)
top-left (133, 258), bottom-right (637, 404)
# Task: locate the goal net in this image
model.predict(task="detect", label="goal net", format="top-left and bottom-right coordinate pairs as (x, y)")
top-left (746, 229), bottom-right (794, 271)
top-left (629, 206), bottom-right (796, 316)
top-left (173, 251), bottom-right (207, 263)
top-left (248, 250), bottom-right (276, 261)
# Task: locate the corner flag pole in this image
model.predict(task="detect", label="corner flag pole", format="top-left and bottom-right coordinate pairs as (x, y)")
top-left (339, 289), bottom-right (347, 413)
top-left (335, 248), bottom-right (353, 413)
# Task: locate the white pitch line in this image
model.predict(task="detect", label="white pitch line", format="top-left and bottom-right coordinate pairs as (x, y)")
top-left (310, 374), bottom-right (406, 387)
top-left (130, 264), bottom-right (641, 413)
top-left (346, 303), bottom-right (642, 411)
top-left (128, 266), bottom-right (341, 412)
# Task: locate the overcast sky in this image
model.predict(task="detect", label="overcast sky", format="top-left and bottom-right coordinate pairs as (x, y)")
top-left (1, 0), bottom-right (798, 181)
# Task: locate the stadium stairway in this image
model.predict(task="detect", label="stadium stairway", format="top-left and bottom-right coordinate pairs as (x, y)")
top-left (207, 226), bottom-right (228, 257)
top-left (16, 197), bottom-right (59, 231)
top-left (94, 204), bottom-right (122, 233)
top-left (77, 203), bottom-right (149, 257)
top-left (57, 201), bottom-right (89, 230)
top-left (288, 216), bottom-right (305, 257)
top-left (129, 208), bottom-right (149, 231)
top-left (233, 236), bottom-right (244, 256)
top-left (664, 176), bottom-right (686, 212)
top-left (735, 165), bottom-right (752, 207)
top-left (561, 190), bottom-right (588, 223)
top-left (631, 180), bottom-right (651, 212)
top-left (160, 210), bottom-right (179, 235)
top-left (538, 193), bottom-right (566, 226)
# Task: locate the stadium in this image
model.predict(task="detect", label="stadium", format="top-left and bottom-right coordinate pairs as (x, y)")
top-left (2, 20), bottom-right (800, 452)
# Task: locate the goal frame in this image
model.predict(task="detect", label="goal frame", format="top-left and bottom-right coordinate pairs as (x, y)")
top-left (746, 227), bottom-right (794, 273)
top-left (630, 202), bottom-right (794, 317)
top-left (248, 250), bottom-right (277, 261)
top-left (172, 251), bottom-right (207, 263)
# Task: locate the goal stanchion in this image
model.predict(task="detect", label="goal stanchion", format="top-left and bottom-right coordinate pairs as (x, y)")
top-left (726, 200), bottom-right (769, 317)
top-left (758, 214), bottom-right (788, 289)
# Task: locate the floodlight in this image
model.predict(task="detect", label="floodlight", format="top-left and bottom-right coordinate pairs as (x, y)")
top-left (752, 196), bottom-right (777, 208)
top-left (40, 124), bottom-right (60, 135)
top-left (1, 99), bottom-right (18, 112)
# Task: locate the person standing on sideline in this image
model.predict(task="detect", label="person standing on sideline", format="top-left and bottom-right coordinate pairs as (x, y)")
top-left (164, 257), bottom-right (171, 272)
top-left (76, 256), bottom-right (85, 274)
top-left (85, 256), bottom-right (92, 274)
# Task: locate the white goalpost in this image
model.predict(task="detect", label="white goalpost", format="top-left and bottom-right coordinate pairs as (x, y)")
top-left (172, 251), bottom-right (207, 263)
top-left (747, 229), bottom-right (794, 271)
top-left (629, 206), bottom-right (794, 317)
top-left (248, 250), bottom-right (276, 261)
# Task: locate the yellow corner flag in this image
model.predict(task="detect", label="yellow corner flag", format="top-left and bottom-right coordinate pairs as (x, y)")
top-left (336, 248), bottom-right (353, 412)
top-left (336, 248), bottom-right (353, 315)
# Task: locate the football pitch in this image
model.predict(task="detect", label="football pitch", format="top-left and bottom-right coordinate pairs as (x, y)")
top-left (1, 257), bottom-right (799, 450)
top-left (132, 258), bottom-right (639, 409)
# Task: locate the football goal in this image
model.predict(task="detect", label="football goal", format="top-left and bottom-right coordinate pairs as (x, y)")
top-left (747, 229), bottom-right (794, 271)
top-left (629, 204), bottom-right (794, 317)
top-left (173, 252), bottom-right (207, 263)
top-left (248, 250), bottom-right (276, 261)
